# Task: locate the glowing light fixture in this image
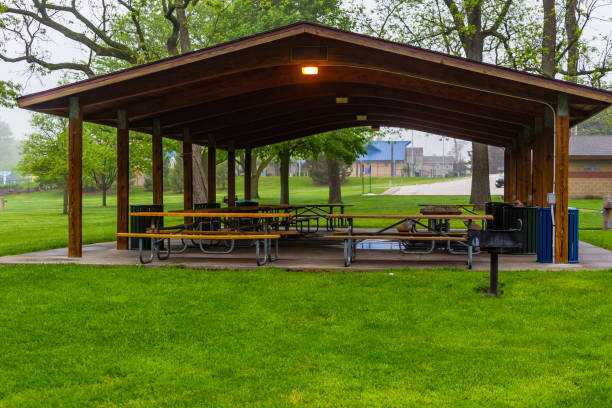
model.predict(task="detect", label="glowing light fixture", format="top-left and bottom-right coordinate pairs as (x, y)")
top-left (356, 114), bottom-right (367, 121)
top-left (335, 96), bottom-right (349, 104)
top-left (301, 66), bottom-right (318, 75)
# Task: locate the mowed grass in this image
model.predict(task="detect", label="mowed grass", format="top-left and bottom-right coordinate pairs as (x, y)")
top-left (0, 264), bottom-right (610, 407)
top-left (0, 176), bottom-right (610, 255)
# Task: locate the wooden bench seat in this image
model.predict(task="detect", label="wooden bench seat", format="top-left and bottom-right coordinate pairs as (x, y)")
top-left (324, 235), bottom-right (467, 241)
top-left (145, 228), bottom-right (299, 236)
top-left (118, 232), bottom-right (280, 240)
top-left (331, 231), bottom-right (467, 237)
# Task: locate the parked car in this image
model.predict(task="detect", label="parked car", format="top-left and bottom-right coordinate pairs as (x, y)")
top-left (495, 173), bottom-right (504, 188)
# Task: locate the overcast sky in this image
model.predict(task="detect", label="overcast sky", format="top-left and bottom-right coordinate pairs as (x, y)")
top-left (1, 0), bottom-right (610, 157)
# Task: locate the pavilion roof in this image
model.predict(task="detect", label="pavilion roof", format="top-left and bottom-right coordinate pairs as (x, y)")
top-left (18, 22), bottom-right (612, 149)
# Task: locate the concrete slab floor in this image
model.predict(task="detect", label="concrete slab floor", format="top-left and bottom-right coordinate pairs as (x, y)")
top-left (1, 239), bottom-right (610, 271)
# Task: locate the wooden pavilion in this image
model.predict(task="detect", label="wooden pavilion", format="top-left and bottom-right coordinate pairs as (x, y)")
top-left (17, 22), bottom-right (612, 263)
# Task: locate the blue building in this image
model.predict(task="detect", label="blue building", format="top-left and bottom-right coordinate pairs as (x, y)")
top-left (350, 141), bottom-right (411, 177)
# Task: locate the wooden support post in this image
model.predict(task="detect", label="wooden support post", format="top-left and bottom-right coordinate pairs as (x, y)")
top-left (68, 97), bottom-right (83, 257)
top-left (503, 147), bottom-right (511, 202)
top-left (506, 146), bottom-right (516, 202)
top-left (227, 140), bottom-right (236, 207)
top-left (519, 142), bottom-right (532, 205)
top-left (555, 94), bottom-right (570, 263)
top-left (183, 127), bottom-right (193, 211)
top-left (515, 146), bottom-right (524, 203)
top-left (532, 117), bottom-right (544, 207)
top-left (244, 145), bottom-right (252, 200)
top-left (542, 109), bottom-right (555, 206)
top-left (116, 110), bottom-right (130, 250)
top-left (152, 119), bottom-right (163, 206)
top-left (207, 135), bottom-right (216, 204)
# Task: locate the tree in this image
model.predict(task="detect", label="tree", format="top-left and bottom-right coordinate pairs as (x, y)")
top-left (235, 147), bottom-right (275, 199)
top-left (356, 0), bottom-right (525, 204)
top-left (269, 140), bottom-right (317, 204)
top-left (84, 124), bottom-right (117, 207)
top-left (17, 114), bottom-right (70, 213)
top-left (0, 119), bottom-right (20, 171)
top-left (310, 128), bottom-right (373, 203)
top-left (1, 0), bottom-right (349, 204)
top-left (576, 108), bottom-right (612, 135)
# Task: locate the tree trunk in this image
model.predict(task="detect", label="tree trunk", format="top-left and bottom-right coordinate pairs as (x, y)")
top-left (175, 6), bottom-right (207, 204)
top-left (250, 156), bottom-right (260, 199)
top-left (279, 149), bottom-right (290, 204)
top-left (542, 0), bottom-right (557, 77)
top-left (327, 159), bottom-right (342, 203)
top-left (192, 145), bottom-right (207, 204)
top-left (565, 0), bottom-right (578, 80)
top-left (102, 185), bottom-right (107, 207)
top-left (62, 175), bottom-right (68, 215)
top-left (463, 5), bottom-right (491, 205)
top-left (470, 142), bottom-right (491, 206)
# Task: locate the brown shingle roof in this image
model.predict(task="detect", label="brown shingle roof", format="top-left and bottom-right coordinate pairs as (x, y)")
top-left (570, 135), bottom-right (612, 157)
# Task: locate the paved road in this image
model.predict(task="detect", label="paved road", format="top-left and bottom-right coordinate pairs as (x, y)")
top-left (383, 174), bottom-right (504, 196)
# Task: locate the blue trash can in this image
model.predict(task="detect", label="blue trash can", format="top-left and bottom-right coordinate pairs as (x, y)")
top-left (568, 208), bottom-right (579, 263)
top-left (537, 207), bottom-right (579, 263)
top-left (537, 207), bottom-right (553, 263)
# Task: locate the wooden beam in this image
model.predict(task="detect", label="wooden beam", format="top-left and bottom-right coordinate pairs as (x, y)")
top-left (504, 147), bottom-right (511, 202)
top-left (244, 145), bottom-right (252, 200)
top-left (127, 83), bottom-right (533, 132)
top-left (183, 127), bottom-right (193, 211)
top-left (68, 97), bottom-right (83, 257)
top-left (87, 66), bottom-right (544, 125)
top-left (542, 109), bottom-right (555, 206)
top-left (207, 135), bottom-right (216, 203)
top-left (227, 140), bottom-right (236, 207)
top-left (507, 145), bottom-right (518, 201)
top-left (532, 117), bottom-right (544, 207)
top-left (152, 119), bottom-right (163, 206)
top-left (555, 94), bottom-right (570, 263)
top-left (181, 102), bottom-right (521, 141)
top-left (116, 109), bottom-right (130, 250)
top-left (140, 92), bottom-right (528, 136)
top-left (218, 116), bottom-right (512, 149)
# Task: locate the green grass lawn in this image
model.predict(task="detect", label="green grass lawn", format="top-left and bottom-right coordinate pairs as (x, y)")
top-left (0, 264), bottom-right (610, 406)
top-left (0, 176), bottom-right (610, 255)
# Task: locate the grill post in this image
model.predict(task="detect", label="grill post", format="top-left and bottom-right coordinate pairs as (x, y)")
top-left (489, 252), bottom-right (499, 296)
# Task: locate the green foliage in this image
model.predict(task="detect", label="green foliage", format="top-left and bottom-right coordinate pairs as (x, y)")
top-left (577, 108), bottom-right (612, 135)
top-left (0, 80), bottom-right (22, 108)
top-left (306, 156), bottom-right (351, 185)
top-left (16, 114), bottom-right (69, 189)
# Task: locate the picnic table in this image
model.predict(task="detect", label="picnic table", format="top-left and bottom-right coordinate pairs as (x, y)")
top-left (324, 213), bottom-right (493, 267)
top-left (118, 211), bottom-right (291, 265)
top-left (257, 203), bottom-right (353, 232)
top-left (192, 203), bottom-right (354, 233)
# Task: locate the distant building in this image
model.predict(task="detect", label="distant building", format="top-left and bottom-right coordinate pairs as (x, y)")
top-left (0, 171), bottom-right (19, 184)
top-left (350, 141), bottom-right (411, 177)
top-left (404, 148), bottom-right (456, 177)
top-left (569, 135), bottom-right (612, 198)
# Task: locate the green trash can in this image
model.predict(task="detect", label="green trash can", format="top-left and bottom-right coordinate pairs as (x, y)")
top-left (130, 204), bottom-right (163, 250)
top-left (502, 206), bottom-right (538, 254)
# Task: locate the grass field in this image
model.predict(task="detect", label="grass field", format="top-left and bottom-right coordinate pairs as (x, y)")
top-left (0, 264), bottom-right (610, 406)
top-left (0, 176), bottom-right (610, 255)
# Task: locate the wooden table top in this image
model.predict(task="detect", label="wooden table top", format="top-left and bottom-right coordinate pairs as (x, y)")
top-left (130, 211), bottom-right (291, 218)
top-left (325, 213), bottom-right (493, 220)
